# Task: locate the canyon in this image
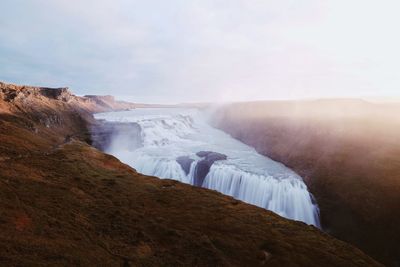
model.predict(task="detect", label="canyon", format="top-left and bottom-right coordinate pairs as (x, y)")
top-left (93, 108), bottom-right (320, 227)
top-left (0, 82), bottom-right (384, 266)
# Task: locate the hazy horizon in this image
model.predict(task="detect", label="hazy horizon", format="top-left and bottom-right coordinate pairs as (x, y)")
top-left (2, 0), bottom-right (400, 103)
top-left (114, 95), bottom-right (400, 105)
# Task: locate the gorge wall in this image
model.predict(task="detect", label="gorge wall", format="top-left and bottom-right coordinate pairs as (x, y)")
top-left (211, 100), bottom-right (400, 266)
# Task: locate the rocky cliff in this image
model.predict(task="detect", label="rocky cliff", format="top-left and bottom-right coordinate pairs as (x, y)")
top-left (0, 82), bottom-right (136, 115)
top-left (0, 83), bottom-right (383, 266)
top-left (84, 94), bottom-right (136, 111)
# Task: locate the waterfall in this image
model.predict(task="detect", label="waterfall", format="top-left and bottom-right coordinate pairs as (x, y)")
top-left (203, 164), bottom-right (319, 225)
top-left (94, 108), bottom-right (321, 227)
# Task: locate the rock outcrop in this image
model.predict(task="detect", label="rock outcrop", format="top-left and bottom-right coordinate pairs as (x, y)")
top-left (0, 81), bottom-right (136, 115)
top-left (176, 156), bottom-right (195, 175)
top-left (84, 95), bottom-right (136, 111)
top-left (193, 151), bottom-right (227, 186)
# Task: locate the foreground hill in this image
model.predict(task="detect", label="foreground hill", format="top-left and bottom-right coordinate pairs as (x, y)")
top-left (0, 83), bottom-right (381, 266)
top-left (212, 100), bottom-right (400, 266)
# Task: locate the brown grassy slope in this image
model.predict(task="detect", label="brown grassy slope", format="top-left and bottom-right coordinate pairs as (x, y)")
top-left (212, 100), bottom-right (400, 266)
top-left (0, 84), bottom-right (382, 266)
top-left (0, 137), bottom-right (382, 267)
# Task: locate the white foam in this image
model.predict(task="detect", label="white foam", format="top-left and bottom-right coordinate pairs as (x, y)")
top-left (95, 108), bottom-right (320, 227)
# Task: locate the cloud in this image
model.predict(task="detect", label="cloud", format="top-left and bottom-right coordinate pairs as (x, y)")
top-left (1, 0), bottom-right (400, 103)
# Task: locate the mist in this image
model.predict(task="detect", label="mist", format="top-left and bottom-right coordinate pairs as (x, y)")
top-left (92, 108), bottom-right (321, 226)
top-left (2, 0), bottom-right (400, 103)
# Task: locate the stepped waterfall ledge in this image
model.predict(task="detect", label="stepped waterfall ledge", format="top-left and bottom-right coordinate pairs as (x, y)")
top-left (94, 108), bottom-right (320, 227)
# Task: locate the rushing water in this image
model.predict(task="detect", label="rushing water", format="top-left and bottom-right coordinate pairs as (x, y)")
top-left (94, 108), bottom-right (320, 227)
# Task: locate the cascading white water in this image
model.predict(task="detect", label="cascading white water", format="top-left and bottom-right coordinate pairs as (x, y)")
top-left (203, 163), bottom-right (318, 224)
top-left (95, 108), bottom-right (320, 227)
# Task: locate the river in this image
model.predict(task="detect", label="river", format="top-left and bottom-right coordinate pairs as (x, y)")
top-left (94, 108), bottom-right (320, 227)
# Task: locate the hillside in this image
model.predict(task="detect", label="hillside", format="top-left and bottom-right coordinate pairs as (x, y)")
top-left (0, 82), bottom-right (135, 114)
top-left (212, 100), bottom-right (400, 266)
top-left (0, 83), bottom-right (382, 266)
top-left (84, 95), bottom-right (136, 111)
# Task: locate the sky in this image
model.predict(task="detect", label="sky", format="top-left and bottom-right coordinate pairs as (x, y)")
top-left (1, 0), bottom-right (400, 103)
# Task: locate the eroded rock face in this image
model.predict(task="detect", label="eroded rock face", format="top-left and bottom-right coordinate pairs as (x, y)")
top-left (0, 81), bottom-right (140, 145)
top-left (0, 82), bottom-right (74, 102)
top-left (39, 87), bottom-right (73, 101)
top-left (84, 95), bottom-right (136, 111)
top-left (0, 81), bottom-right (136, 114)
top-left (0, 82), bottom-right (96, 143)
top-left (176, 156), bottom-right (194, 175)
top-left (193, 151), bottom-right (227, 186)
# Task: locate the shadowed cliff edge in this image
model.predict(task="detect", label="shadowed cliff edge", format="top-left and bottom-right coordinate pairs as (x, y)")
top-left (0, 82), bottom-right (382, 266)
top-left (212, 101), bottom-right (400, 267)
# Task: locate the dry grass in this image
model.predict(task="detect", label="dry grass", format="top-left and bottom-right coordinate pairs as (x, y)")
top-left (0, 93), bottom-right (382, 266)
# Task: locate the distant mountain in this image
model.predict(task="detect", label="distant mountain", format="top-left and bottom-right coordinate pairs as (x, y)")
top-left (84, 94), bottom-right (136, 111)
